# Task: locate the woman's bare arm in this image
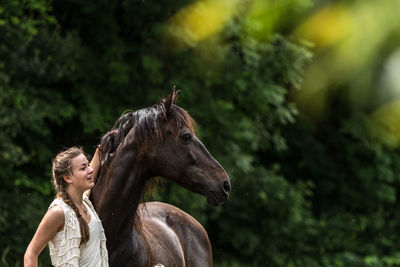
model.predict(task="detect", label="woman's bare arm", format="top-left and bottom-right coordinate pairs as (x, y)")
top-left (91, 147), bottom-right (101, 181)
top-left (24, 206), bottom-right (64, 267)
top-left (85, 147), bottom-right (101, 198)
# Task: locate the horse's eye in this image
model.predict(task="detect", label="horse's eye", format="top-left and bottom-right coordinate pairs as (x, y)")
top-left (180, 133), bottom-right (192, 142)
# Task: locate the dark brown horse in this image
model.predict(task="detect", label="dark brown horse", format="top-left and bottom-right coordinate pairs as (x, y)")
top-left (90, 90), bottom-right (231, 266)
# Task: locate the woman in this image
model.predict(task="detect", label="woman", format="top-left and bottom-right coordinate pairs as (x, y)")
top-left (24, 147), bottom-right (108, 267)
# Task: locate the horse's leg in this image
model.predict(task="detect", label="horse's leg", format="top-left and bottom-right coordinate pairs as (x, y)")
top-left (139, 202), bottom-right (213, 267)
top-left (166, 211), bottom-right (213, 267)
top-left (140, 218), bottom-right (185, 267)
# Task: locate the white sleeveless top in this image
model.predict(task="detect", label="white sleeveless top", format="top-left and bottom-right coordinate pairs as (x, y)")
top-left (48, 195), bottom-right (109, 267)
top-left (79, 201), bottom-right (103, 266)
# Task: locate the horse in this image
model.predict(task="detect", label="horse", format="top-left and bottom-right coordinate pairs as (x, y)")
top-left (90, 89), bottom-right (231, 266)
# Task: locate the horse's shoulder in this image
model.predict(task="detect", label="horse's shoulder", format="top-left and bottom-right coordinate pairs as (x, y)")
top-left (140, 201), bottom-right (208, 237)
top-left (139, 201), bottom-right (191, 220)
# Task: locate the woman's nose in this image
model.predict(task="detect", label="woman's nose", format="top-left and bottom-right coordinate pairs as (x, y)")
top-left (88, 166), bottom-right (94, 174)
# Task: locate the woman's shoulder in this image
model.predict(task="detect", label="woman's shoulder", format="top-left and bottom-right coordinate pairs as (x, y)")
top-left (82, 194), bottom-right (95, 210)
top-left (50, 198), bottom-right (81, 229)
top-left (50, 197), bottom-right (64, 207)
top-left (49, 197), bottom-right (71, 214)
top-left (48, 199), bottom-right (67, 219)
top-left (44, 205), bottom-right (65, 229)
top-left (82, 194), bottom-right (102, 220)
top-left (47, 205), bottom-right (64, 217)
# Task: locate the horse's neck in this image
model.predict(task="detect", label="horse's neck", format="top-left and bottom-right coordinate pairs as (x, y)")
top-left (92, 147), bottom-right (150, 246)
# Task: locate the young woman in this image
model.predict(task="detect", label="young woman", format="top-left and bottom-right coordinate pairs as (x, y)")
top-left (24, 147), bottom-right (108, 267)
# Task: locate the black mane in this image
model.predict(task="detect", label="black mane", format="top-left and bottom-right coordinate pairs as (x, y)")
top-left (98, 100), bottom-right (197, 168)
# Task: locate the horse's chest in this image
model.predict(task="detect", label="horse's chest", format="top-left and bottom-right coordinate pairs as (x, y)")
top-left (109, 235), bottom-right (147, 267)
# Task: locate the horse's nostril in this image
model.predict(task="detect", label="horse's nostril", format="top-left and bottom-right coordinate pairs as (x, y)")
top-left (223, 181), bottom-right (231, 194)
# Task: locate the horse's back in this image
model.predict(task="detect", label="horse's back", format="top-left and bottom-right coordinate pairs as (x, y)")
top-left (138, 201), bottom-right (213, 267)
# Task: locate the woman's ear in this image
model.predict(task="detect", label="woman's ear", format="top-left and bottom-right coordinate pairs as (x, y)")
top-left (63, 175), bottom-right (73, 184)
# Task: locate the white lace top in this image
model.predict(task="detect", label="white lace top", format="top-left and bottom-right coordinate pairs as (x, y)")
top-left (48, 195), bottom-right (109, 267)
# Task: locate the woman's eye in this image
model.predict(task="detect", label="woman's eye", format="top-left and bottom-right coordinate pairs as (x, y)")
top-left (181, 133), bottom-right (192, 142)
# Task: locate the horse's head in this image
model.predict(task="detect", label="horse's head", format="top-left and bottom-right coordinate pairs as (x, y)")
top-left (151, 90), bottom-right (231, 206)
top-left (97, 89), bottom-right (231, 207)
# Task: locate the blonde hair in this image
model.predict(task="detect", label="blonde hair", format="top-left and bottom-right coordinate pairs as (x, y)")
top-left (52, 146), bottom-right (90, 245)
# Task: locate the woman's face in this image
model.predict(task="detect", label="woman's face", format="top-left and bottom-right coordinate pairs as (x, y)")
top-left (68, 153), bottom-right (95, 192)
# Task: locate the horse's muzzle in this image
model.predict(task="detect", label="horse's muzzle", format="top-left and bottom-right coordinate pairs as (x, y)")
top-left (206, 180), bottom-right (230, 207)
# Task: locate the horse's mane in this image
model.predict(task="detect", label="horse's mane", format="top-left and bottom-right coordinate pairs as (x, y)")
top-left (98, 101), bottom-right (196, 166)
top-left (96, 96), bottom-right (197, 202)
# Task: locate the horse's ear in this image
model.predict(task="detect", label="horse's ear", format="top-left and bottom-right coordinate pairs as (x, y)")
top-left (164, 86), bottom-right (181, 114)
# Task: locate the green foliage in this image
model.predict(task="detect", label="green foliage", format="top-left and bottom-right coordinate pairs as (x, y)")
top-left (210, 168), bottom-right (317, 266)
top-left (274, 111), bottom-right (400, 266)
top-left (0, 0), bottom-right (81, 263)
